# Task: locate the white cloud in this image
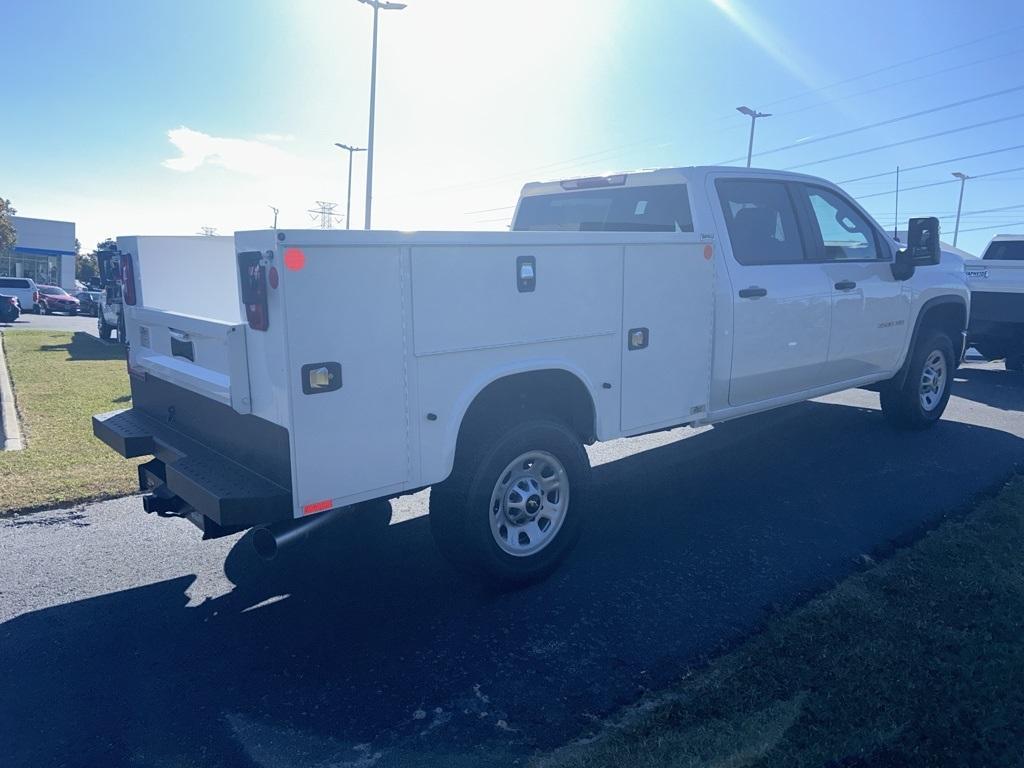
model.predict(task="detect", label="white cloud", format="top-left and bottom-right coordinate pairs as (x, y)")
top-left (252, 132), bottom-right (296, 143)
top-left (162, 126), bottom-right (300, 176)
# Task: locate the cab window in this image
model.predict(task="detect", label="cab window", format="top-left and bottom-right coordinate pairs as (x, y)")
top-left (716, 179), bottom-right (806, 265)
top-left (801, 186), bottom-right (882, 261)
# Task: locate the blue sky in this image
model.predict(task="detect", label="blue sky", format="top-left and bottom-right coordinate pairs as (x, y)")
top-left (3, 0), bottom-right (1024, 255)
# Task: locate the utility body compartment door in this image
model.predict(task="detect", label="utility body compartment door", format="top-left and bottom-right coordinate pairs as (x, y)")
top-left (282, 245), bottom-right (410, 512)
top-left (620, 243), bottom-right (715, 433)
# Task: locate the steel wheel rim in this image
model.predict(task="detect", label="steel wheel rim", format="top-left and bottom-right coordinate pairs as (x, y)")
top-left (919, 350), bottom-right (947, 412)
top-left (489, 450), bottom-right (569, 557)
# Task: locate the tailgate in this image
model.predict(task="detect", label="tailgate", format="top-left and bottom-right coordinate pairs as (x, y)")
top-left (128, 307), bottom-right (251, 413)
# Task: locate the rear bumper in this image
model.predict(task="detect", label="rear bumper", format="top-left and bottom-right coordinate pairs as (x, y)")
top-left (93, 407), bottom-right (293, 527)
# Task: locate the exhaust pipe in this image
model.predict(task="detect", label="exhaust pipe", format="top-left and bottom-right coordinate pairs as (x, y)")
top-left (252, 507), bottom-right (343, 561)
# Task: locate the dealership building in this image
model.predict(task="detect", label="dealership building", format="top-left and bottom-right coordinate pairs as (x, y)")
top-left (1, 216), bottom-right (77, 289)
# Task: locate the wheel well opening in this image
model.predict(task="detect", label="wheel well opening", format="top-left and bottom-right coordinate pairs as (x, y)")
top-left (920, 301), bottom-right (966, 347)
top-left (458, 370), bottom-right (597, 449)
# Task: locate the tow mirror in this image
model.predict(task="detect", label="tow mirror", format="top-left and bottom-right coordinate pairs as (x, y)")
top-left (892, 216), bottom-right (940, 281)
top-left (906, 217), bottom-right (941, 266)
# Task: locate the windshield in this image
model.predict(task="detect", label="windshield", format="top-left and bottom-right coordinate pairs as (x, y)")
top-left (983, 240), bottom-right (1024, 261)
top-left (39, 286), bottom-right (68, 296)
top-left (513, 184), bottom-right (694, 232)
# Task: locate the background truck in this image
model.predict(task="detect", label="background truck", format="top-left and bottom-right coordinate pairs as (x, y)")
top-left (95, 244), bottom-right (126, 342)
top-left (93, 166), bottom-right (969, 585)
top-left (965, 234), bottom-right (1024, 371)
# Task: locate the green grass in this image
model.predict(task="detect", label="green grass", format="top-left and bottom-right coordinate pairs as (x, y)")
top-left (536, 477), bottom-right (1024, 768)
top-left (0, 331), bottom-right (139, 513)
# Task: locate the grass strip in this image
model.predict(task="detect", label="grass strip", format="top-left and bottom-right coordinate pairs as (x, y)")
top-left (0, 331), bottom-right (139, 514)
top-left (537, 476), bottom-right (1024, 767)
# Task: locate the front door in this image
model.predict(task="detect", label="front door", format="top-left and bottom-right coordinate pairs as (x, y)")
top-left (796, 184), bottom-right (910, 381)
top-left (713, 177), bottom-right (833, 407)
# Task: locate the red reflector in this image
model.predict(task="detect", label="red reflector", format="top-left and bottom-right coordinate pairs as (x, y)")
top-left (284, 248), bottom-right (305, 271)
top-left (268, 265), bottom-right (279, 289)
top-left (704, 245), bottom-right (713, 260)
top-left (121, 253), bottom-right (137, 306)
top-left (303, 499), bottom-right (332, 515)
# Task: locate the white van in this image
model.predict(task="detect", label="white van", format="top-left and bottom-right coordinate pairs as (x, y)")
top-left (0, 277), bottom-right (39, 313)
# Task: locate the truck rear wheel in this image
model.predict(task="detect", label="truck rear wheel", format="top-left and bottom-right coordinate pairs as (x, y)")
top-left (429, 419), bottom-right (591, 586)
top-left (880, 330), bottom-right (955, 429)
top-left (98, 317), bottom-right (112, 340)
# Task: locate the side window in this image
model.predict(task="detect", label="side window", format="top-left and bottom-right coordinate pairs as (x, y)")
top-left (803, 186), bottom-right (882, 261)
top-left (716, 179), bottom-right (805, 265)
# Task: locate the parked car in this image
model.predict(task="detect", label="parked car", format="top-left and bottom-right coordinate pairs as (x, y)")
top-left (37, 285), bottom-right (80, 315)
top-left (0, 276), bottom-right (40, 313)
top-left (965, 234), bottom-right (1024, 371)
top-left (74, 290), bottom-right (102, 317)
top-left (94, 166), bottom-right (968, 586)
top-left (0, 294), bottom-right (20, 323)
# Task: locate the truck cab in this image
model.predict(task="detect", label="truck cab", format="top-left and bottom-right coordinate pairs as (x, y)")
top-left (965, 234), bottom-right (1024, 370)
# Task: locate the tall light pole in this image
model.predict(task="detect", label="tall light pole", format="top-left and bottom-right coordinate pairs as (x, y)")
top-left (357, 0), bottom-right (407, 230)
top-left (334, 142), bottom-right (366, 229)
top-left (952, 172), bottom-right (971, 247)
top-left (736, 106), bottom-right (771, 168)
top-left (268, 205), bottom-right (279, 229)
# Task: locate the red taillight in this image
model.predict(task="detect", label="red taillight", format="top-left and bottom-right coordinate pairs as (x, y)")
top-left (238, 251), bottom-right (269, 331)
top-left (121, 253), bottom-right (137, 306)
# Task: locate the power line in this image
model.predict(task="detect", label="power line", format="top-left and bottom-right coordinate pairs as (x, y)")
top-left (957, 219), bottom-right (1024, 234)
top-left (771, 47), bottom-right (1024, 122)
top-left (837, 144), bottom-right (1024, 184)
top-left (756, 22), bottom-right (1024, 111)
top-left (719, 84), bottom-right (1024, 165)
top-left (854, 166), bottom-right (1024, 200)
top-left (784, 112), bottom-right (1024, 171)
top-left (464, 205), bottom-right (515, 215)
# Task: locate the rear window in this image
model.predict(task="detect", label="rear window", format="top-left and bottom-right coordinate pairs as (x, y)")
top-left (983, 240), bottom-right (1024, 261)
top-left (39, 286), bottom-right (67, 296)
top-left (513, 184), bottom-right (694, 232)
top-left (0, 278), bottom-right (30, 289)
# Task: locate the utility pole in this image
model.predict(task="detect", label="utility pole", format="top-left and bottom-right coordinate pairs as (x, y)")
top-left (893, 166), bottom-right (900, 240)
top-left (334, 143), bottom-right (366, 229)
top-left (307, 201), bottom-right (343, 229)
top-left (952, 172), bottom-right (971, 247)
top-left (736, 106), bottom-right (771, 168)
top-left (357, 0), bottom-right (407, 230)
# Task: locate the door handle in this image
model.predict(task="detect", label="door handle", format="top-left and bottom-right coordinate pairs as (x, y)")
top-left (738, 287), bottom-right (768, 299)
top-left (834, 280), bottom-right (857, 291)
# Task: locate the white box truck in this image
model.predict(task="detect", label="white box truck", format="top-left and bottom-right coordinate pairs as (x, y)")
top-left (94, 167), bottom-right (969, 585)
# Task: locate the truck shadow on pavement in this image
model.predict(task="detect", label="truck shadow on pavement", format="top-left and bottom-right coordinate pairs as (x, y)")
top-left (952, 365), bottom-right (1024, 411)
top-left (3, 398), bottom-right (1024, 768)
top-left (36, 330), bottom-right (123, 362)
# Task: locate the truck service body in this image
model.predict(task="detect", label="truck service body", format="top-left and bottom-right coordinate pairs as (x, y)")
top-left (94, 166), bottom-right (969, 584)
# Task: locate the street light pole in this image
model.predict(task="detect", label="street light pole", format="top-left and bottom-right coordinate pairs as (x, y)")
top-left (357, 0), bottom-right (406, 230)
top-left (334, 143), bottom-right (366, 229)
top-left (268, 205), bottom-right (279, 230)
top-left (952, 172), bottom-right (971, 247)
top-left (736, 106), bottom-right (771, 168)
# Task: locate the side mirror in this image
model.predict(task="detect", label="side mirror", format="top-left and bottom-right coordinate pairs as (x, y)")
top-left (906, 216), bottom-right (941, 266)
top-left (892, 216), bottom-right (940, 281)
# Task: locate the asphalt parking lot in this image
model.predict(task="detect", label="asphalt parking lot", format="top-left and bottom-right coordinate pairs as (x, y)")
top-left (2, 362), bottom-right (1022, 768)
top-left (0, 309), bottom-right (100, 337)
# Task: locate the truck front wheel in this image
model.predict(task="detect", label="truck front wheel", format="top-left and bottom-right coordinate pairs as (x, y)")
top-left (430, 419), bottom-right (591, 586)
top-left (880, 330), bottom-right (955, 429)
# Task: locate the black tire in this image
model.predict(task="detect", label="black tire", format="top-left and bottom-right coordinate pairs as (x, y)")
top-left (1007, 353), bottom-right (1024, 373)
top-left (98, 317), bottom-right (112, 341)
top-left (429, 419), bottom-right (591, 587)
top-left (880, 330), bottom-right (955, 429)
top-left (42, 303), bottom-right (51, 315)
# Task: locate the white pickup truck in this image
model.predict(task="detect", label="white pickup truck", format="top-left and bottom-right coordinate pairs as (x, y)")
top-left (94, 166), bottom-right (969, 585)
top-left (965, 234), bottom-right (1024, 371)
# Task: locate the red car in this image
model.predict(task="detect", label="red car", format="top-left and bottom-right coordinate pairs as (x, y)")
top-left (37, 285), bottom-right (80, 315)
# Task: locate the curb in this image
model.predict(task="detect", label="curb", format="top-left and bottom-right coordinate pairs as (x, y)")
top-left (0, 334), bottom-right (25, 450)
